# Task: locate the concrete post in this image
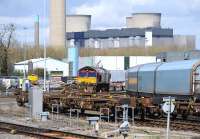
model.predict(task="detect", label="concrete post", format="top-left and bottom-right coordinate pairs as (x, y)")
top-left (29, 86), bottom-right (43, 119)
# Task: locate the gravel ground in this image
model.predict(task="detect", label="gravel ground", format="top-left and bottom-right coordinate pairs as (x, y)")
top-left (0, 131), bottom-right (35, 139)
top-left (0, 97), bottom-right (200, 139)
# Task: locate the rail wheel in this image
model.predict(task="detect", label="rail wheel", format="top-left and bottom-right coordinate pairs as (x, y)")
top-left (43, 103), bottom-right (49, 111)
top-left (110, 107), bottom-right (115, 121)
top-left (153, 111), bottom-right (161, 118)
top-left (171, 111), bottom-right (177, 120)
top-left (140, 108), bottom-right (145, 120)
top-left (80, 109), bottom-right (85, 114)
top-left (17, 101), bottom-right (24, 107)
top-left (182, 110), bottom-right (188, 120)
top-left (59, 107), bottom-right (67, 113)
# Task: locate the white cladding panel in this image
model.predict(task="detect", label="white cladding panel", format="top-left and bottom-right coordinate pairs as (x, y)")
top-left (14, 65), bottom-right (28, 72)
top-left (94, 56), bottom-right (124, 70)
top-left (14, 58), bottom-right (69, 76)
top-left (79, 56), bottom-right (156, 71)
top-left (79, 57), bottom-right (94, 69)
top-left (79, 56), bottom-right (124, 70)
top-left (110, 70), bottom-right (126, 82)
top-left (130, 56), bottom-right (156, 67)
top-left (145, 31), bottom-right (153, 47)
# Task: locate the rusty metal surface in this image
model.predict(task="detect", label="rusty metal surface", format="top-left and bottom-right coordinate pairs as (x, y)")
top-left (15, 84), bottom-right (132, 114)
top-left (44, 89), bottom-right (131, 111)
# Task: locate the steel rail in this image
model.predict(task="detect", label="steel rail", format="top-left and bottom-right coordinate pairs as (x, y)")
top-left (0, 121), bottom-right (105, 139)
top-left (134, 118), bottom-right (200, 133)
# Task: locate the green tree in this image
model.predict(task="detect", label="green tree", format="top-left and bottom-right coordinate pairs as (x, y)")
top-left (0, 24), bottom-right (15, 76)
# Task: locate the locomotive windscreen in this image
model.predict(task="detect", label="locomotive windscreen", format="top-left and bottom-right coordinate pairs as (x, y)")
top-left (79, 70), bottom-right (97, 77)
top-left (79, 71), bottom-right (87, 77)
top-left (88, 72), bottom-right (96, 77)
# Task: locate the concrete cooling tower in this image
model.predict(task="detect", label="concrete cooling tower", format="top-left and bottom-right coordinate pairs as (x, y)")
top-left (126, 13), bottom-right (161, 28)
top-left (66, 15), bottom-right (91, 33)
top-left (49, 0), bottom-right (66, 49)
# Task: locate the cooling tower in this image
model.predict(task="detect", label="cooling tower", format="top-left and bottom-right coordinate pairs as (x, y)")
top-left (49, 0), bottom-right (66, 49)
top-left (66, 15), bottom-right (91, 32)
top-left (126, 13), bottom-right (161, 28)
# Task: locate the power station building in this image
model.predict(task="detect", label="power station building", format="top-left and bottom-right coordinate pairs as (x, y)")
top-left (49, 0), bottom-right (195, 50)
top-left (67, 28), bottom-right (165, 48)
top-left (66, 28), bottom-right (195, 49)
top-left (66, 13), bottom-right (195, 49)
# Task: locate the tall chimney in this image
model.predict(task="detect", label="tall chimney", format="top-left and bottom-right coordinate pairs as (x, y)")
top-left (34, 15), bottom-right (40, 57)
top-left (49, 0), bottom-right (66, 50)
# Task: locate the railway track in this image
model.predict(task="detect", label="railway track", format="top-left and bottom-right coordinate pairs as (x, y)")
top-left (48, 110), bottom-right (200, 134)
top-left (0, 111), bottom-right (199, 138)
top-left (2, 94), bottom-right (200, 136)
top-left (0, 121), bottom-right (105, 139)
top-left (134, 118), bottom-right (200, 133)
top-left (67, 110), bottom-right (200, 134)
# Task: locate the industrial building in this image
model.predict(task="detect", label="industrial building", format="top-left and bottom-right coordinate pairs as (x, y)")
top-left (66, 13), bottom-right (195, 49)
top-left (49, 0), bottom-right (195, 50)
top-left (14, 58), bottom-right (69, 77)
top-left (48, 0), bottom-right (196, 78)
top-left (157, 50), bottom-right (200, 62)
top-left (67, 28), bottom-right (180, 48)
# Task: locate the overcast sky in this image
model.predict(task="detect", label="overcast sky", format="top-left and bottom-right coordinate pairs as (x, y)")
top-left (0, 0), bottom-right (199, 48)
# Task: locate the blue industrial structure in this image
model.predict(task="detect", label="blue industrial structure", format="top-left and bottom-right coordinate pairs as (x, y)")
top-left (68, 47), bottom-right (79, 76)
top-left (67, 28), bottom-right (173, 40)
top-left (66, 28), bottom-right (174, 48)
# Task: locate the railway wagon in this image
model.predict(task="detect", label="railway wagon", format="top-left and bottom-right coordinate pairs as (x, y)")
top-left (77, 66), bottom-right (111, 92)
top-left (126, 59), bottom-right (200, 119)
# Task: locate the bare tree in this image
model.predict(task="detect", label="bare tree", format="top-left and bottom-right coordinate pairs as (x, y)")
top-left (0, 24), bottom-right (15, 76)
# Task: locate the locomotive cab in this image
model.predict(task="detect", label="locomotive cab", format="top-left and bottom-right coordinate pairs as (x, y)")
top-left (77, 66), bottom-right (111, 92)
